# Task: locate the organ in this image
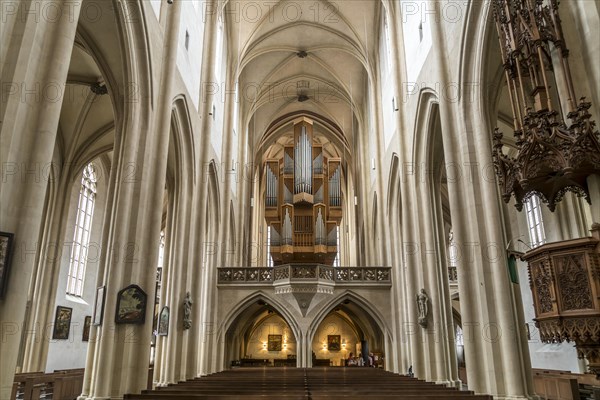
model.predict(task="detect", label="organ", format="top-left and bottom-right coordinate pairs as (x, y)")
top-left (264, 117), bottom-right (342, 265)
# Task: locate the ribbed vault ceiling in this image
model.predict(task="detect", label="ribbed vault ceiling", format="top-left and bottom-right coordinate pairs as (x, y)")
top-left (225, 0), bottom-right (382, 150)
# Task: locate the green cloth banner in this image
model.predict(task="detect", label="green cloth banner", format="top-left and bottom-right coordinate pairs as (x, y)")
top-left (507, 253), bottom-right (519, 284)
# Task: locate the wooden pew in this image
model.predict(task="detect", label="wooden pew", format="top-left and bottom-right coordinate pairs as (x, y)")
top-left (239, 358), bottom-right (271, 367)
top-left (125, 367), bottom-right (493, 400)
top-left (53, 374), bottom-right (84, 400)
top-left (12, 372), bottom-right (45, 400)
top-left (10, 382), bottom-right (18, 400)
top-left (532, 368), bottom-right (600, 400)
top-left (12, 369), bottom-right (84, 400)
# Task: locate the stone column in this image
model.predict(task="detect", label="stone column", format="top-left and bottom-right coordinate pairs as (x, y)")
top-left (400, 184), bottom-right (426, 379)
top-left (385, 177), bottom-right (405, 374)
top-left (234, 108), bottom-right (250, 266)
top-left (192, 0), bottom-right (218, 377)
top-left (415, 173), bottom-right (459, 385)
top-left (385, 2), bottom-right (420, 377)
top-left (366, 77), bottom-right (389, 267)
top-left (588, 175), bottom-right (600, 223)
top-left (160, 180), bottom-right (194, 384)
top-left (84, 0), bottom-right (181, 397)
top-left (21, 89), bottom-right (105, 375)
top-left (0, 1), bottom-right (81, 397)
top-left (156, 197), bottom-right (177, 387)
top-left (79, 165), bottom-right (115, 400)
top-left (144, 0), bottom-right (185, 387)
top-left (199, 36), bottom-right (238, 376)
top-left (300, 331), bottom-right (310, 368)
top-left (428, 1), bottom-right (533, 397)
top-left (457, 100), bottom-right (535, 398)
top-left (218, 60), bottom-right (237, 266)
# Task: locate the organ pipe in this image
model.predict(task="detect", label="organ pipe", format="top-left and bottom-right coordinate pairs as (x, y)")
top-left (327, 226), bottom-right (337, 246)
top-left (266, 165), bottom-right (278, 207)
top-left (294, 126), bottom-right (312, 194)
top-left (284, 185), bottom-right (292, 204)
top-left (270, 227), bottom-right (281, 246)
top-left (315, 208), bottom-right (325, 245)
top-left (263, 118), bottom-right (342, 265)
top-left (284, 152), bottom-right (293, 174)
top-left (305, 127), bottom-right (311, 192)
top-left (314, 186), bottom-right (323, 203)
top-left (283, 208), bottom-right (292, 245)
top-left (329, 165), bottom-right (340, 206)
top-left (313, 153), bottom-right (323, 174)
top-left (295, 138), bottom-right (300, 192)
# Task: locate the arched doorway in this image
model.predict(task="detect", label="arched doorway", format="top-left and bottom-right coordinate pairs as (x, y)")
top-left (223, 297), bottom-right (300, 369)
top-left (309, 295), bottom-right (386, 368)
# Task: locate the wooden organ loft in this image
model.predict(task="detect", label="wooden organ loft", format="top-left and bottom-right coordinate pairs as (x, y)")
top-left (265, 118), bottom-right (342, 265)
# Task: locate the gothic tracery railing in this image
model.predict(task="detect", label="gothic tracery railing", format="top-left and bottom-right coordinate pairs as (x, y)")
top-left (217, 265), bottom-right (391, 285)
top-left (448, 266), bottom-right (458, 283)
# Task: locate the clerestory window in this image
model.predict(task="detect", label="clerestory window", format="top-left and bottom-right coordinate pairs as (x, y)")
top-left (67, 163), bottom-right (97, 296)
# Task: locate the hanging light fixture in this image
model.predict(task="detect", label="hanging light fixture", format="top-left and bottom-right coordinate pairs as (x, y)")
top-left (491, 0), bottom-right (600, 212)
top-left (297, 80), bottom-right (310, 102)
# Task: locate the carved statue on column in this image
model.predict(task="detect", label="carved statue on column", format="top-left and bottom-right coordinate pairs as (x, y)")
top-left (417, 289), bottom-right (429, 328)
top-left (183, 291), bottom-right (192, 330)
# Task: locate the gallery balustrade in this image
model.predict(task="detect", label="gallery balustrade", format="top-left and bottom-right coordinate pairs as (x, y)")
top-left (217, 264), bottom-right (391, 286)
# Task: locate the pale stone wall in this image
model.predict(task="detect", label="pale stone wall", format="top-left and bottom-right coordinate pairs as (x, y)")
top-left (45, 162), bottom-right (107, 372)
top-left (246, 314), bottom-right (297, 360)
top-left (311, 313), bottom-right (359, 366)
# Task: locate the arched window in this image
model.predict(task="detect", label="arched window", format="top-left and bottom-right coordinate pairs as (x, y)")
top-left (266, 225), bottom-right (274, 267)
top-left (67, 163), bottom-right (97, 296)
top-left (333, 225), bottom-right (340, 267)
top-left (384, 14), bottom-right (392, 70)
top-left (447, 230), bottom-right (458, 282)
top-left (214, 19), bottom-right (224, 77)
top-left (525, 195), bottom-right (546, 248)
top-left (156, 231), bottom-right (165, 303)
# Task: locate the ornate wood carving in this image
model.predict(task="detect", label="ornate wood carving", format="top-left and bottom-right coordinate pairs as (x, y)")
top-left (530, 259), bottom-right (554, 314)
top-left (556, 255), bottom-right (593, 311)
top-left (523, 225), bottom-right (600, 376)
top-left (491, 0), bottom-right (600, 211)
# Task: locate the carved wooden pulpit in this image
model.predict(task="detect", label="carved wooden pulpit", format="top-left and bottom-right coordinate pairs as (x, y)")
top-left (522, 223), bottom-right (600, 375)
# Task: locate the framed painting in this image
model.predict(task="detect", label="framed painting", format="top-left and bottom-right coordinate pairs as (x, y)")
top-left (92, 286), bottom-right (106, 326)
top-left (327, 335), bottom-right (341, 351)
top-left (115, 284), bottom-right (147, 324)
top-left (268, 334), bottom-right (282, 351)
top-left (158, 306), bottom-right (169, 336)
top-left (52, 306), bottom-right (73, 340)
top-left (82, 316), bottom-right (91, 342)
top-left (0, 232), bottom-right (15, 299)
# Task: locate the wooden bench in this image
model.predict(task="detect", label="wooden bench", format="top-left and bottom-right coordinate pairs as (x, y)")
top-left (12, 369), bottom-right (84, 400)
top-left (273, 358), bottom-right (296, 367)
top-left (532, 368), bottom-right (600, 400)
top-left (125, 367), bottom-right (493, 400)
top-left (239, 358), bottom-right (271, 367)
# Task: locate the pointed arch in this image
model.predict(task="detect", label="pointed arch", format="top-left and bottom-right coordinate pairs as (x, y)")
top-left (387, 153), bottom-right (401, 219)
top-left (372, 192), bottom-right (378, 241)
top-left (206, 159), bottom-right (221, 234)
top-left (217, 291), bottom-right (302, 369)
top-left (307, 290), bottom-right (391, 350)
top-left (229, 201), bottom-right (235, 233)
top-left (219, 291), bottom-right (301, 342)
top-left (170, 95), bottom-right (197, 190)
